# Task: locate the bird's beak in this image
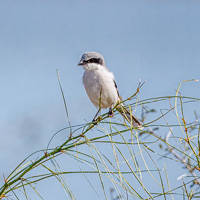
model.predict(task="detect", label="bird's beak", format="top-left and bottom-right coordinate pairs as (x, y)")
top-left (78, 60), bottom-right (84, 66)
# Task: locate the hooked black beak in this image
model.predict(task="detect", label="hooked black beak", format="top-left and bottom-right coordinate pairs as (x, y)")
top-left (78, 60), bottom-right (84, 66)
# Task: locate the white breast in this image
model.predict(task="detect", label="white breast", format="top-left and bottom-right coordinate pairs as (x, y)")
top-left (83, 65), bottom-right (119, 109)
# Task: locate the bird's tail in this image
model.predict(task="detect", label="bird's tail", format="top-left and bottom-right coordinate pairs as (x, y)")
top-left (116, 104), bottom-right (143, 130)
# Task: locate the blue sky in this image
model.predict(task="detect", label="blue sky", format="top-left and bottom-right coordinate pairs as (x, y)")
top-left (0, 1), bottom-right (200, 199)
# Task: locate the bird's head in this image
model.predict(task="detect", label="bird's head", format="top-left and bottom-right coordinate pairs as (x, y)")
top-left (78, 52), bottom-right (105, 70)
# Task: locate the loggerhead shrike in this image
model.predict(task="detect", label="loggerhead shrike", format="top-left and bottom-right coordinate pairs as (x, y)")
top-left (78, 52), bottom-right (142, 128)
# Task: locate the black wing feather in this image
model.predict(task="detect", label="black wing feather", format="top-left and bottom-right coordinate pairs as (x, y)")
top-left (113, 80), bottom-right (121, 100)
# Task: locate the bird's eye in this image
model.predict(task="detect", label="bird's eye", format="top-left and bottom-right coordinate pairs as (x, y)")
top-left (91, 59), bottom-right (96, 63)
top-left (87, 58), bottom-right (101, 64)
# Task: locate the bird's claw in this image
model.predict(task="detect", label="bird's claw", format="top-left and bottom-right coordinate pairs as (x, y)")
top-left (92, 116), bottom-right (102, 124)
top-left (108, 109), bottom-right (114, 118)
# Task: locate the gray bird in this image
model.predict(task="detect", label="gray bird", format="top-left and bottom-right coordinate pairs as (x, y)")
top-left (78, 52), bottom-right (142, 128)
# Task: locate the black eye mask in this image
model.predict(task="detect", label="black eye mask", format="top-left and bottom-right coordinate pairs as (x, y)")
top-left (86, 58), bottom-right (103, 65)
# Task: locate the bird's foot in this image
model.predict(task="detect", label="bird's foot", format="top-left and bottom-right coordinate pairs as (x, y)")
top-left (92, 118), bottom-right (98, 125)
top-left (108, 108), bottom-right (114, 118)
top-left (92, 116), bottom-right (102, 124)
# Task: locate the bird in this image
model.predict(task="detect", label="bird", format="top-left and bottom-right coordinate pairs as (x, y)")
top-left (78, 52), bottom-right (142, 129)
